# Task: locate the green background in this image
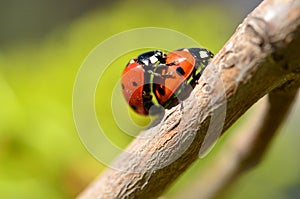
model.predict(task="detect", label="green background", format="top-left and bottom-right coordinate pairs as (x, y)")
top-left (0, 1), bottom-right (299, 198)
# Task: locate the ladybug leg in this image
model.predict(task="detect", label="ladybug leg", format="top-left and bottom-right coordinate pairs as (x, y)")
top-left (156, 61), bottom-right (177, 67)
top-left (147, 70), bottom-right (161, 77)
top-left (162, 72), bottom-right (174, 78)
top-left (154, 62), bottom-right (176, 69)
top-left (154, 64), bottom-right (169, 69)
top-left (147, 70), bottom-right (174, 78)
top-left (166, 61), bottom-right (177, 66)
top-left (152, 63), bottom-right (175, 78)
top-left (156, 64), bottom-right (174, 78)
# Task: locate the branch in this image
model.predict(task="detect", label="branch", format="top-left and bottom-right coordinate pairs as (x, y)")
top-left (78, 0), bottom-right (300, 198)
top-left (174, 87), bottom-right (299, 199)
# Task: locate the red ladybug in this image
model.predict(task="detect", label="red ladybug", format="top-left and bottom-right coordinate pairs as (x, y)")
top-left (121, 50), bottom-right (167, 115)
top-left (121, 48), bottom-right (213, 115)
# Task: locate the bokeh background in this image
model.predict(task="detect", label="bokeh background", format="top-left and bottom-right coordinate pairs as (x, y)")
top-left (1, 0), bottom-right (300, 198)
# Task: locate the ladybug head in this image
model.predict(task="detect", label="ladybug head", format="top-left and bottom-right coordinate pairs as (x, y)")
top-left (136, 50), bottom-right (166, 66)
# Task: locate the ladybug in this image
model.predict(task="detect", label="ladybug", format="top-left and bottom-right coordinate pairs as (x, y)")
top-left (121, 50), bottom-right (167, 115)
top-left (121, 48), bottom-right (214, 115)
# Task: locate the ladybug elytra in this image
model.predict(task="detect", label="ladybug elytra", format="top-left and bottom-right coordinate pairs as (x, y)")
top-left (121, 48), bottom-right (214, 115)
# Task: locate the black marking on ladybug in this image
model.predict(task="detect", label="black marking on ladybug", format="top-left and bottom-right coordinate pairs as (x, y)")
top-left (176, 67), bottom-right (185, 76)
top-left (157, 86), bottom-right (166, 96)
top-left (130, 105), bottom-right (138, 110)
top-left (143, 100), bottom-right (154, 112)
top-left (143, 91), bottom-right (153, 100)
top-left (122, 48), bottom-right (214, 116)
top-left (137, 50), bottom-right (166, 66)
top-left (132, 81), bottom-right (138, 87)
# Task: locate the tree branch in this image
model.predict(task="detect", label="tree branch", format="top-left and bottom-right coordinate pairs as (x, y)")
top-left (174, 87), bottom-right (299, 199)
top-left (78, 0), bottom-right (300, 198)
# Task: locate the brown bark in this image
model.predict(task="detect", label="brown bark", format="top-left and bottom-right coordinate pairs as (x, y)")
top-left (174, 89), bottom-right (299, 199)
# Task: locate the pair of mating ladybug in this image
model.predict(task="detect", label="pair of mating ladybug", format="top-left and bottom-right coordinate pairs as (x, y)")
top-left (121, 48), bottom-right (214, 115)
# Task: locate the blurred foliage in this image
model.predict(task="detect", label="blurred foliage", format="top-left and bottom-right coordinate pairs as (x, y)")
top-left (0, 1), bottom-right (299, 199)
top-left (0, 0), bottom-right (115, 46)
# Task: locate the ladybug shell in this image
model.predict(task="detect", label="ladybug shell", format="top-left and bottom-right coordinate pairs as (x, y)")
top-left (153, 50), bottom-right (195, 106)
top-left (121, 60), bottom-right (148, 115)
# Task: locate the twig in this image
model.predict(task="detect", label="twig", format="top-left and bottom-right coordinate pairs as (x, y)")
top-left (78, 0), bottom-right (300, 198)
top-left (174, 88), bottom-right (299, 199)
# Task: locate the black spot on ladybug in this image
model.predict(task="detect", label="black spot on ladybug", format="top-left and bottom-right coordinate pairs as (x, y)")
top-left (121, 84), bottom-right (125, 90)
top-left (176, 67), bottom-right (185, 76)
top-left (157, 86), bottom-right (165, 96)
top-left (144, 101), bottom-right (153, 110)
top-left (132, 81), bottom-right (138, 87)
top-left (130, 105), bottom-right (138, 110)
top-left (143, 90), bottom-right (153, 100)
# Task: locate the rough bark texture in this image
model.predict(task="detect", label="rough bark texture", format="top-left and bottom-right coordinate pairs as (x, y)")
top-left (174, 89), bottom-right (299, 199)
top-left (78, 0), bottom-right (300, 198)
